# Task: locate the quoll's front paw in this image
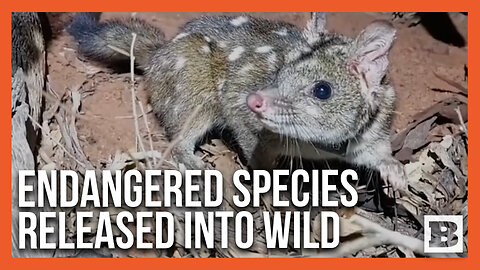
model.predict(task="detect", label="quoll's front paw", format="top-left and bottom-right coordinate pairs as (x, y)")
top-left (378, 159), bottom-right (408, 193)
top-left (172, 149), bottom-right (212, 171)
top-left (180, 156), bottom-right (213, 171)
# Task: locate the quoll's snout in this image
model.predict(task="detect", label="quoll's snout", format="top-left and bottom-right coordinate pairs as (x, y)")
top-left (247, 93), bottom-right (267, 113)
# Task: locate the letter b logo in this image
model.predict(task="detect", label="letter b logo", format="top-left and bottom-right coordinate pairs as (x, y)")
top-left (424, 215), bottom-right (463, 253)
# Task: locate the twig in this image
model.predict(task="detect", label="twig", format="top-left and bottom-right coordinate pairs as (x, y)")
top-left (27, 114), bottom-right (86, 168)
top-left (137, 99), bottom-right (156, 168)
top-left (114, 109), bottom-right (151, 119)
top-left (313, 214), bottom-right (458, 258)
top-left (42, 87), bottom-right (92, 121)
top-left (128, 32), bottom-right (151, 169)
top-left (433, 72), bottom-right (468, 95)
top-left (107, 44), bottom-right (130, 57)
top-left (455, 106), bottom-right (468, 137)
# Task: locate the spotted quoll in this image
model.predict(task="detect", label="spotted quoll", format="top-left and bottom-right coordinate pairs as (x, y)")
top-left (69, 13), bottom-right (407, 191)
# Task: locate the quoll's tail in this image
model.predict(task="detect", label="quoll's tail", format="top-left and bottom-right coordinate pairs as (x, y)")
top-left (68, 13), bottom-right (165, 69)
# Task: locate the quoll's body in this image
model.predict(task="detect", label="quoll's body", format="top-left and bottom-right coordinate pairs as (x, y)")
top-left (69, 13), bottom-right (407, 190)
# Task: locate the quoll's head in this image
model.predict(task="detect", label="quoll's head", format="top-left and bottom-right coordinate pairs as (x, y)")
top-left (247, 18), bottom-right (397, 144)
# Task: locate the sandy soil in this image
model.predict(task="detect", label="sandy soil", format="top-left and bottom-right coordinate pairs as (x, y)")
top-left (44, 12), bottom-right (468, 165)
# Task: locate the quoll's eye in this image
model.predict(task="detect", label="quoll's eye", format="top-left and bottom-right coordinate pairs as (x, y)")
top-left (313, 81), bottom-right (332, 100)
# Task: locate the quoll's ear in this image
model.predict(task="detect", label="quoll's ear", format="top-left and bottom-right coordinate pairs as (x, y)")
top-left (303, 12), bottom-right (327, 45)
top-left (349, 21), bottom-right (396, 88)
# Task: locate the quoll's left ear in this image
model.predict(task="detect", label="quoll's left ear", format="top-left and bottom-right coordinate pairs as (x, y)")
top-left (349, 21), bottom-right (396, 109)
top-left (303, 12), bottom-right (327, 45)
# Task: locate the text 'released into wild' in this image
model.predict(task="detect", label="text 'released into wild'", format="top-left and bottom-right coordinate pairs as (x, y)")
top-left (17, 169), bottom-right (359, 250)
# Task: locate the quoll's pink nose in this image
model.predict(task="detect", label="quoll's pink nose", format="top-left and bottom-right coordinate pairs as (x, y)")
top-left (247, 93), bottom-right (266, 113)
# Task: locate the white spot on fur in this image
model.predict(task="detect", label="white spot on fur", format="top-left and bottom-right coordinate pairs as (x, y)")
top-left (218, 41), bottom-right (228, 48)
top-left (301, 46), bottom-right (312, 53)
top-left (204, 36), bottom-right (211, 43)
top-left (255, 46), bottom-right (273, 53)
top-left (175, 56), bottom-right (186, 70)
top-left (201, 45), bottom-right (211, 54)
top-left (286, 50), bottom-right (301, 62)
top-left (273, 28), bottom-right (288, 36)
top-left (173, 32), bottom-right (189, 42)
top-left (230, 16), bottom-right (249, 26)
top-left (239, 63), bottom-right (254, 75)
top-left (228, 46), bottom-right (245, 61)
top-left (267, 53), bottom-right (277, 66)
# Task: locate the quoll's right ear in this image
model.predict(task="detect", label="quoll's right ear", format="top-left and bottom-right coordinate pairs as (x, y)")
top-left (348, 21), bottom-right (396, 111)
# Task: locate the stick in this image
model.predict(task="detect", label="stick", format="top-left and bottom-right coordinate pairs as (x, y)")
top-left (27, 114), bottom-right (86, 168)
top-left (313, 214), bottom-right (459, 258)
top-left (137, 99), bottom-right (156, 168)
top-left (128, 32), bottom-right (151, 169)
top-left (107, 44), bottom-right (130, 57)
top-left (455, 106), bottom-right (468, 137)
